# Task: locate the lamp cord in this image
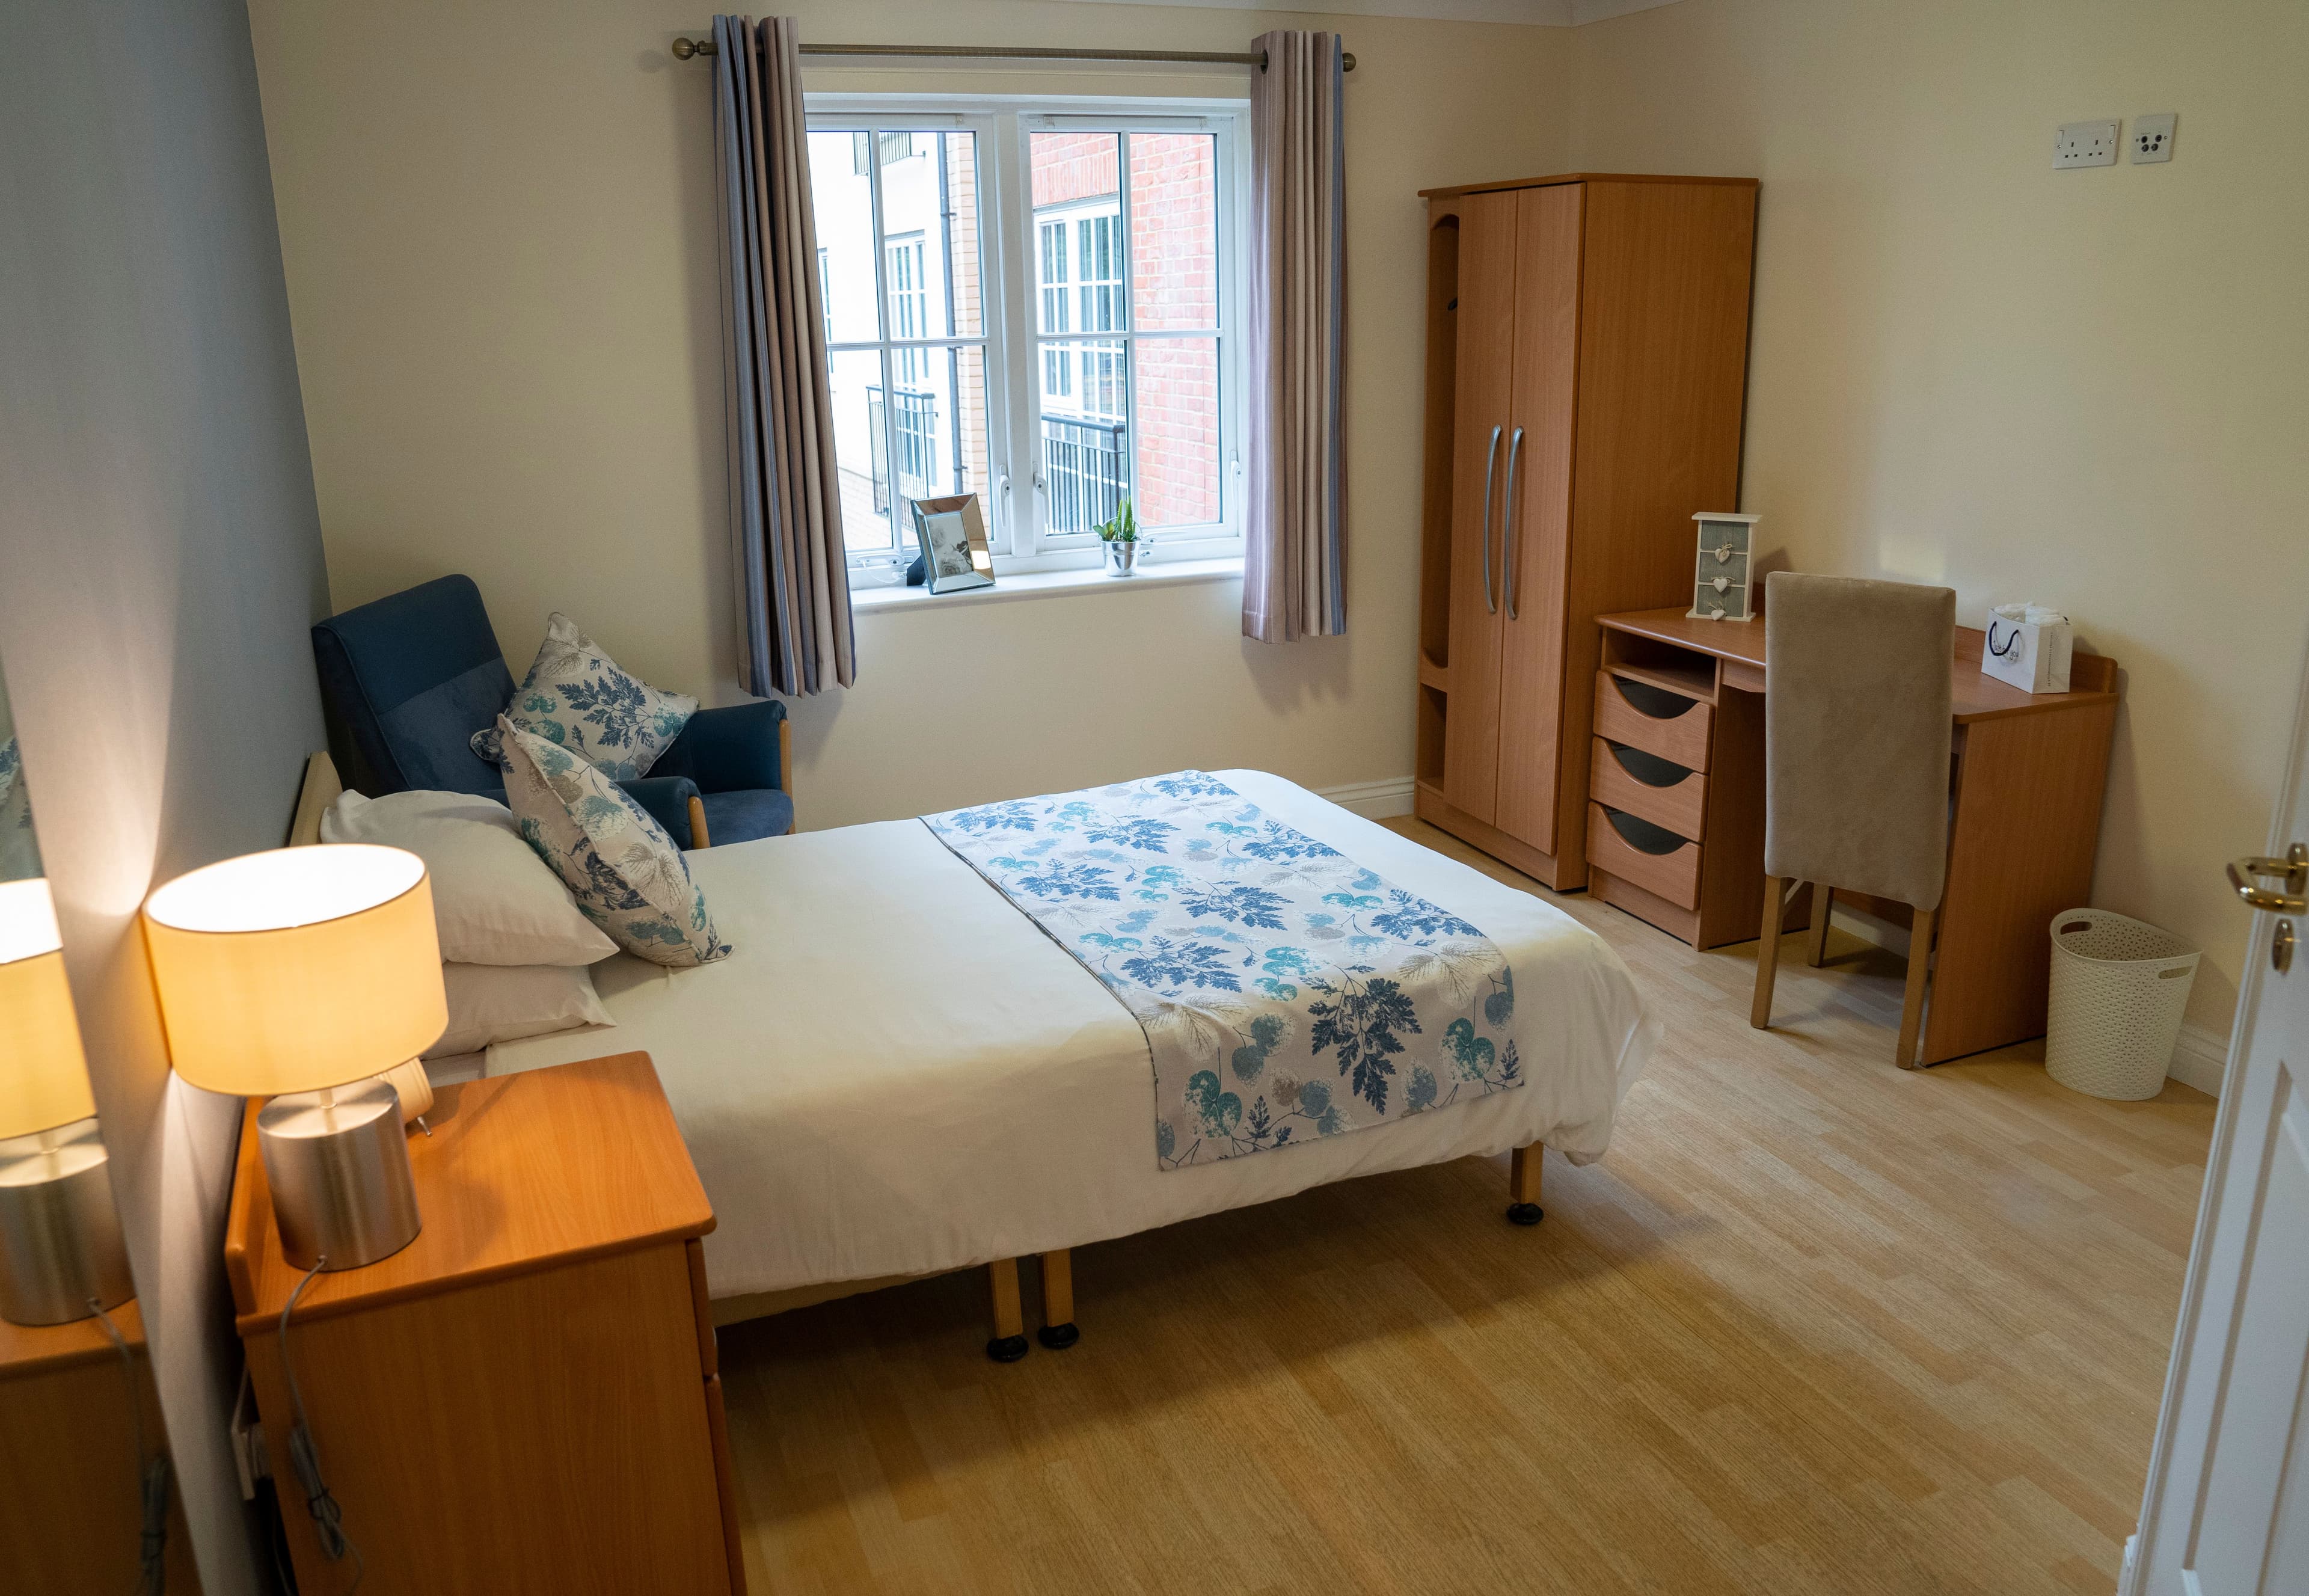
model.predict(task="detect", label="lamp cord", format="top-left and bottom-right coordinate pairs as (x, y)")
top-left (90, 1299), bottom-right (171, 1596)
top-left (280, 1258), bottom-right (364, 1592)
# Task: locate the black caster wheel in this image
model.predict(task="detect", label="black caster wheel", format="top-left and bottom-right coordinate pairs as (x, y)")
top-left (1506, 1202), bottom-right (1545, 1227)
top-left (1037, 1322), bottom-right (1081, 1350)
top-left (986, 1334), bottom-right (1031, 1363)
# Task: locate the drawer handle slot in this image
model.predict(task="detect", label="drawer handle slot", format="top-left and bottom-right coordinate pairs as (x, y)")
top-left (1602, 806), bottom-right (1688, 856)
top-left (1610, 675), bottom-right (1699, 720)
top-left (1605, 740), bottom-right (1691, 789)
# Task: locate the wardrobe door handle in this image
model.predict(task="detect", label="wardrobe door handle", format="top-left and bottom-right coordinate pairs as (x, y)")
top-left (1503, 426), bottom-right (1526, 621)
top-left (1480, 425), bottom-right (1501, 615)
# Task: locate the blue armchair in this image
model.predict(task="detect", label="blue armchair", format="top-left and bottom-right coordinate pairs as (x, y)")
top-left (311, 575), bottom-right (793, 847)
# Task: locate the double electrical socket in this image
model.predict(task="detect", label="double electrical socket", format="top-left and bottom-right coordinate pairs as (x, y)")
top-left (2055, 114), bottom-right (2177, 169)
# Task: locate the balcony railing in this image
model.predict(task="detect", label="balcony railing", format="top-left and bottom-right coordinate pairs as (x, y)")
top-left (867, 385), bottom-right (941, 511)
top-left (1043, 414), bottom-right (1126, 535)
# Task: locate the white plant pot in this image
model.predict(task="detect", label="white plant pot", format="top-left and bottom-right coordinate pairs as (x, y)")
top-left (1102, 540), bottom-right (1143, 576)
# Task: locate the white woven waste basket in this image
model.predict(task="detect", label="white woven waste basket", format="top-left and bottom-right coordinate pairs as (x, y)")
top-left (2043, 909), bottom-right (2199, 1100)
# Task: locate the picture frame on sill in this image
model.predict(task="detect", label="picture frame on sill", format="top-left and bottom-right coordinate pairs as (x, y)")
top-left (910, 494), bottom-right (994, 595)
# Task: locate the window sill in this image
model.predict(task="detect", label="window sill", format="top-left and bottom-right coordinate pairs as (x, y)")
top-left (850, 557), bottom-right (1243, 615)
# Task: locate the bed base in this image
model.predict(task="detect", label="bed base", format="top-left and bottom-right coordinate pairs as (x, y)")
top-left (713, 1147), bottom-right (1547, 1361)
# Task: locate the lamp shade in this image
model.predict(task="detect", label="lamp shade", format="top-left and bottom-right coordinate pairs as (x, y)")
top-left (142, 845), bottom-right (447, 1097)
top-left (0, 878), bottom-right (97, 1140)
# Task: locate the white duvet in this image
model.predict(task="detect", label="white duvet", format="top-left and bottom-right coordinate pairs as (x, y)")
top-left (488, 770), bottom-right (1658, 1299)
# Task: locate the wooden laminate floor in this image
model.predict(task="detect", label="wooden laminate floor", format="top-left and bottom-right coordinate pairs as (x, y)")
top-left (717, 818), bottom-right (2217, 1595)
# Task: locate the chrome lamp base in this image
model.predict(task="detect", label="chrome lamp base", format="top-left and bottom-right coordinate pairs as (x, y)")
top-left (0, 1118), bottom-right (135, 1327)
top-left (258, 1077), bottom-right (422, 1271)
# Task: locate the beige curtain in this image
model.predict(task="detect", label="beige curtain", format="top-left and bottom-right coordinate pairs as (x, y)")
top-left (715, 15), bottom-right (855, 695)
top-left (1242, 30), bottom-right (1348, 644)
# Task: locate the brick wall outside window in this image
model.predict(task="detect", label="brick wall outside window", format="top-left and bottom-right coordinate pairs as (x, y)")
top-left (945, 134), bottom-right (989, 499)
top-left (1128, 135), bottom-right (1218, 527)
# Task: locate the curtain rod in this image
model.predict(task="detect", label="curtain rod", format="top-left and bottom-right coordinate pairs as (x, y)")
top-left (669, 38), bottom-right (1357, 72)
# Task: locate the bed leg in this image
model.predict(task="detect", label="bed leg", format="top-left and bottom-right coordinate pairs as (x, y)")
top-left (1037, 1249), bottom-right (1080, 1350)
top-left (1507, 1144), bottom-right (1545, 1226)
top-left (986, 1258), bottom-right (1030, 1363)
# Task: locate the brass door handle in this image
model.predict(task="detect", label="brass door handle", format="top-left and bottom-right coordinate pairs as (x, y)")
top-left (2227, 843), bottom-right (2308, 913)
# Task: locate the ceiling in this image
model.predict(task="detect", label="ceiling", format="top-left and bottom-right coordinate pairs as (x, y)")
top-left (1046, 0), bottom-right (1684, 25)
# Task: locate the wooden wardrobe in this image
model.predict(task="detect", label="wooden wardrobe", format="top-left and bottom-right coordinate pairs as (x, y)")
top-left (1414, 173), bottom-right (1758, 890)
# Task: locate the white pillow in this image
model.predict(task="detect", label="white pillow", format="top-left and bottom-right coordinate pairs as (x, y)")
top-left (423, 962), bottom-right (614, 1058)
top-left (321, 789), bottom-right (616, 968)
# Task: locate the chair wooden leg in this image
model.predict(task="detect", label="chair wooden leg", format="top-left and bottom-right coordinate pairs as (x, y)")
top-left (1750, 876), bottom-right (1788, 1030)
top-left (780, 717), bottom-right (796, 835)
top-left (986, 1259), bottom-right (1028, 1363)
top-left (1896, 905), bottom-right (1937, 1070)
top-left (1507, 1144), bottom-right (1545, 1226)
top-left (1037, 1250), bottom-right (1079, 1348)
top-left (687, 794), bottom-right (711, 850)
top-left (1805, 883), bottom-right (1833, 967)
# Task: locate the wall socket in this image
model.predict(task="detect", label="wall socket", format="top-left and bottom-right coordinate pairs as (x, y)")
top-left (2054, 120), bottom-right (2121, 168)
top-left (2132, 113), bottom-right (2177, 163)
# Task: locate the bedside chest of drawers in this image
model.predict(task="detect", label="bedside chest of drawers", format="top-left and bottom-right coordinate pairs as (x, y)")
top-left (1, 1298), bottom-right (201, 1595)
top-left (225, 1051), bottom-right (744, 1594)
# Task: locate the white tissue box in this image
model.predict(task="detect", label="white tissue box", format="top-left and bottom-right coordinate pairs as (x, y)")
top-left (1981, 603), bottom-right (2072, 694)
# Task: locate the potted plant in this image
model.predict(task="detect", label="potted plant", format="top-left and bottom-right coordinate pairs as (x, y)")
top-left (1094, 497), bottom-right (1142, 576)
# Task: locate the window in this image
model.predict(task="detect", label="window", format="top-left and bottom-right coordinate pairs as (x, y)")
top-left (807, 99), bottom-right (1245, 572)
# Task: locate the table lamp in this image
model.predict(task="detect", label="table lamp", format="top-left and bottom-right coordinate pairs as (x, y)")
top-left (0, 877), bottom-right (135, 1325)
top-left (143, 845), bottom-right (446, 1272)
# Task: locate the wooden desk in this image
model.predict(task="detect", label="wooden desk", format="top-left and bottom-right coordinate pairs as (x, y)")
top-left (0, 1298), bottom-right (201, 1595)
top-left (1589, 607), bottom-right (2121, 1066)
top-left (226, 1052), bottom-right (744, 1595)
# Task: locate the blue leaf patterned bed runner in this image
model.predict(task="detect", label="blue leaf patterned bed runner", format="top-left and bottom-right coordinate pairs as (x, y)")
top-left (922, 773), bottom-right (1521, 1167)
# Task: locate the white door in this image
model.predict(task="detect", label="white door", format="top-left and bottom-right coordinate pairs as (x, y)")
top-left (2127, 642), bottom-right (2309, 1595)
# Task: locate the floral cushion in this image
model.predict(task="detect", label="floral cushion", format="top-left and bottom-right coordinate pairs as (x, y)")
top-left (470, 612), bottom-right (697, 781)
top-left (497, 718), bottom-right (732, 969)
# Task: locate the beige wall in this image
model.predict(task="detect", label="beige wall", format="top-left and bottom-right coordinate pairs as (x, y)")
top-left (246, 0), bottom-right (1576, 826)
top-left (1569, 0), bottom-right (2309, 1034)
top-left (2, 2), bottom-right (332, 1586)
top-left (250, 0), bottom-right (2304, 1044)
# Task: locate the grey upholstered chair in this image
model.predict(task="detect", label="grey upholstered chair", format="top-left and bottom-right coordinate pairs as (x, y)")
top-left (1749, 573), bottom-right (1956, 1067)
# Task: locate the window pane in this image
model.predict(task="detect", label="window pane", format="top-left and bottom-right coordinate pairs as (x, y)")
top-left (1129, 134), bottom-right (1218, 332)
top-left (1133, 337), bottom-right (1219, 527)
top-left (883, 344), bottom-right (990, 522)
top-left (828, 348), bottom-right (898, 553)
top-left (1031, 132), bottom-right (1119, 335)
top-left (1038, 336), bottom-right (1127, 425)
top-left (808, 132), bottom-right (882, 344)
top-left (876, 131), bottom-right (982, 339)
top-left (1038, 337), bottom-right (1128, 535)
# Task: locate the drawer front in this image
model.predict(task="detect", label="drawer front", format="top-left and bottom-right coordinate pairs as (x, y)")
top-left (1593, 672), bottom-right (1714, 772)
top-left (1589, 737), bottom-right (1705, 842)
top-left (1586, 802), bottom-right (1702, 910)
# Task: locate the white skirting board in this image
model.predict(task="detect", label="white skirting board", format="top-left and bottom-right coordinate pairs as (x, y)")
top-left (1315, 775), bottom-right (1417, 820)
top-left (2164, 1021), bottom-right (2231, 1097)
top-left (1826, 901), bottom-right (2230, 1098)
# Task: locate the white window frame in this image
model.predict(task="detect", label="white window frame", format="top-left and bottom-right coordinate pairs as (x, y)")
top-left (808, 94), bottom-right (1250, 575)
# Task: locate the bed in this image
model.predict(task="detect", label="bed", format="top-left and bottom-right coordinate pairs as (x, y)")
top-left (477, 768), bottom-right (1658, 1349)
